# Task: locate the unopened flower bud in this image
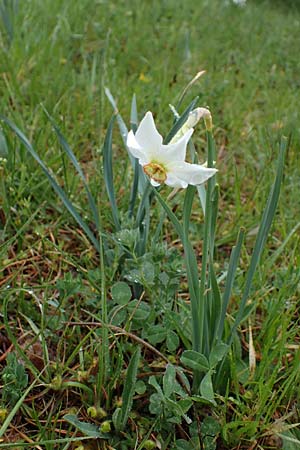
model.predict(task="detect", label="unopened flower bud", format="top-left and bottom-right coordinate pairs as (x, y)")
top-left (0, 408), bottom-right (8, 423)
top-left (144, 440), bottom-right (156, 450)
top-left (100, 420), bottom-right (111, 433)
top-left (185, 107), bottom-right (211, 129)
top-left (87, 406), bottom-right (107, 419)
top-left (170, 107), bottom-right (213, 143)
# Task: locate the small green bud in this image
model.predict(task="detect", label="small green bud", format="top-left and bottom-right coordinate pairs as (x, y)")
top-left (100, 420), bottom-right (111, 433)
top-left (87, 406), bottom-right (97, 418)
top-left (87, 406), bottom-right (107, 419)
top-left (0, 408), bottom-right (8, 423)
top-left (143, 440), bottom-right (156, 450)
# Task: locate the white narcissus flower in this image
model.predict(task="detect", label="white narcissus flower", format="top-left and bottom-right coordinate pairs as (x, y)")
top-left (126, 111), bottom-right (217, 189)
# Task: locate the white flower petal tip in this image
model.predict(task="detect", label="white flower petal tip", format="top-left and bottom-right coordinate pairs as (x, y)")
top-left (126, 111), bottom-right (217, 189)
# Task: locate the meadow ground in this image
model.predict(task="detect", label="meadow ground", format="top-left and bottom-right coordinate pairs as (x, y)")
top-left (0, 0), bottom-right (300, 449)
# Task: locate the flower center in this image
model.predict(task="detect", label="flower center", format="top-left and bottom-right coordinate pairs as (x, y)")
top-left (143, 162), bottom-right (167, 183)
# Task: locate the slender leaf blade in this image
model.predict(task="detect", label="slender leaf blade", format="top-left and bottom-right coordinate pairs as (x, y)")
top-left (229, 137), bottom-right (287, 344)
top-left (0, 115), bottom-right (100, 251)
top-left (164, 96), bottom-right (199, 145)
top-left (120, 346), bottom-right (141, 430)
top-left (102, 114), bottom-right (121, 230)
top-left (43, 108), bottom-right (100, 231)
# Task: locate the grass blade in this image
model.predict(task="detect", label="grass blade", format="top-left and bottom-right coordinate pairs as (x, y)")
top-left (228, 136), bottom-right (287, 345)
top-left (152, 188), bottom-right (183, 241)
top-left (183, 185), bottom-right (200, 304)
top-left (208, 185), bottom-right (221, 344)
top-left (104, 87), bottom-right (128, 145)
top-left (134, 180), bottom-right (152, 228)
top-left (217, 227), bottom-right (245, 341)
top-left (0, 115), bottom-right (100, 251)
top-left (0, 0), bottom-right (18, 46)
top-left (42, 107), bottom-right (100, 231)
top-left (182, 186), bottom-right (202, 365)
top-left (102, 114), bottom-right (121, 230)
top-left (197, 130), bottom-right (216, 359)
top-left (130, 93), bottom-right (138, 133)
top-left (120, 346), bottom-right (141, 430)
top-left (128, 94), bottom-right (145, 216)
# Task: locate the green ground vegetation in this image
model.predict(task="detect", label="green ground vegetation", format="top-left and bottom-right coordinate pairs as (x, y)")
top-left (0, 0), bottom-right (300, 449)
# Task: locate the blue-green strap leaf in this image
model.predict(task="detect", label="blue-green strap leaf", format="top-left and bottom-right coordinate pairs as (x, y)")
top-left (102, 114), bottom-right (121, 231)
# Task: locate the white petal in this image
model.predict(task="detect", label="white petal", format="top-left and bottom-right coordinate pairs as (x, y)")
top-left (126, 130), bottom-right (149, 161)
top-left (135, 112), bottom-right (163, 155)
top-left (165, 173), bottom-right (188, 188)
top-left (161, 128), bottom-right (194, 164)
top-left (168, 161), bottom-right (217, 186)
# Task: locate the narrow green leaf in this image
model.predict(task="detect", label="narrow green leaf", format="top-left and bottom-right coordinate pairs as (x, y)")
top-left (135, 180), bottom-right (151, 228)
top-left (135, 196), bottom-right (150, 257)
top-left (182, 185), bottom-right (201, 355)
top-left (102, 114), bottom-right (121, 230)
top-left (266, 221), bottom-right (300, 269)
top-left (130, 93), bottom-right (138, 133)
top-left (128, 155), bottom-right (140, 218)
top-left (120, 346), bottom-right (141, 430)
top-left (197, 130), bottom-right (216, 359)
top-left (128, 93), bottom-right (147, 216)
top-left (152, 188), bottom-right (184, 241)
top-left (218, 228), bottom-right (245, 341)
top-left (0, 128), bottom-right (8, 157)
top-left (209, 265), bottom-right (222, 342)
top-left (104, 87), bottom-right (129, 148)
top-left (164, 96), bottom-right (199, 144)
top-left (208, 185), bottom-right (221, 343)
top-left (0, 116), bottom-right (100, 251)
top-left (42, 107), bottom-right (100, 231)
top-left (229, 136), bottom-right (287, 345)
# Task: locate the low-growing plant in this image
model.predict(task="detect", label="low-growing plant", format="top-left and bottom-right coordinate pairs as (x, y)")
top-left (1, 77), bottom-right (298, 449)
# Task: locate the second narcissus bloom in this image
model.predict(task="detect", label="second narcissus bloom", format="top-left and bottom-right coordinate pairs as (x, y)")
top-left (126, 111), bottom-right (217, 189)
